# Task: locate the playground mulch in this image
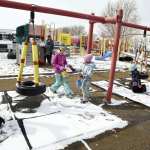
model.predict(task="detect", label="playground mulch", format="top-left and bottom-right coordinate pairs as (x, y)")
top-left (0, 71), bottom-right (150, 150)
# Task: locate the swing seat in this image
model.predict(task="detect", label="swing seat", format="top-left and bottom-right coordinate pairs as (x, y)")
top-left (16, 81), bottom-right (46, 96)
top-left (139, 72), bottom-right (149, 79)
top-left (119, 56), bottom-right (133, 62)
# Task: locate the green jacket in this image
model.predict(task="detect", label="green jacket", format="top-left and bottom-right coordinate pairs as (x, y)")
top-left (45, 39), bottom-right (54, 55)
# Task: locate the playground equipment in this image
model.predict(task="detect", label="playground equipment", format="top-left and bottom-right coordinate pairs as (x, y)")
top-left (58, 33), bottom-right (71, 46)
top-left (95, 50), bottom-right (112, 61)
top-left (1, 0), bottom-right (150, 103)
top-left (95, 38), bottom-right (114, 56)
top-left (16, 11), bottom-right (46, 96)
top-left (118, 36), bottom-right (133, 61)
top-left (80, 35), bottom-right (87, 55)
top-left (134, 30), bottom-right (149, 79)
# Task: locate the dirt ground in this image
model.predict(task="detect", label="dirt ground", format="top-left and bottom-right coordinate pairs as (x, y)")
top-left (0, 71), bottom-right (150, 150)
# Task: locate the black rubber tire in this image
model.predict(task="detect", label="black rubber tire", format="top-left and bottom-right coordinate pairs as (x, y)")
top-left (16, 81), bottom-right (46, 96)
top-left (119, 56), bottom-right (133, 62)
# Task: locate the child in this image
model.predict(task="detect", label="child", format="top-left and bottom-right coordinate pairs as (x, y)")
top-left (50, 47), bottom-right (74, 98)
top-left (80, 54), bottom-right (95, 103)
top-left (45, 35), bottom-right (54, 65)
top-left (130, 63), bottom-right (146, 93)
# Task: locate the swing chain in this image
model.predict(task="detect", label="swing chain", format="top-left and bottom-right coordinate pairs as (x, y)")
top-left (30, 5), bottom-right (36, 40)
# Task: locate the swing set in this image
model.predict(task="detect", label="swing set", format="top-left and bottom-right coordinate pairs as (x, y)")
top-left (134, 30), bottom-right (149, 79)
top-left (1, 0), bottom-right (150, 103)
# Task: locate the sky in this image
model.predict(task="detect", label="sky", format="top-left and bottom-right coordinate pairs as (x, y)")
top-left (0, 0), bottom-right (150, 33)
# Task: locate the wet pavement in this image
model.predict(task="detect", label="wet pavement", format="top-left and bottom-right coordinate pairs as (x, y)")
top-left (66, 101), bottom-right (150, 150)
top-left (0, 71), bottom-right (150, 150)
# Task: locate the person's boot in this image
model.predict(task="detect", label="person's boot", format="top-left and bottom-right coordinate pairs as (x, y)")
top-left (66, 94), bottom-right (74, 99)
top-left (49, 87), bottom-right (57, 94)
top-left (81, 98), bottom-right (88, 104)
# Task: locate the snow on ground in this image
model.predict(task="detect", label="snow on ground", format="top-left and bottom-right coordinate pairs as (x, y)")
top-left (67, 55), bottom-right (131, 71)
top-left (0, 52), bottom-right (132, 149)
top-left (106, 98), bottom-right (128, 106)
top-left (0, 53), bottom-right (53, 76)
top-left (0, 88), bottom-right (128, 150)
top-left (92, 80), bottom-right (150, 107)
top-left (0, 120), bottom-right (29, 150)
top-left (0, 53), bottom-right (131, 77)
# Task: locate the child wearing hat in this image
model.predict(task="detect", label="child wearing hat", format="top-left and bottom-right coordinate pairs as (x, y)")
top-left (80, 54), bottom-right (96, 103)
top-left (130, 62), bottom-right (146, 93)
top-left (50, 47), bottom-right (74, 98)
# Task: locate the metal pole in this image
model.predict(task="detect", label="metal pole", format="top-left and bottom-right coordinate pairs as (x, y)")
top-left (0, 0), bottom-right (108, 23)
top-left (106, 9), bottom-right (123, 103)
top-left (0, 0), bottom-right (150, 31)
top-left (122, 22), bottom-right (150, 31)
top-left (53, 23), bottom-right (55, 41)
top-left (87, 13), bottom-right (95, 54)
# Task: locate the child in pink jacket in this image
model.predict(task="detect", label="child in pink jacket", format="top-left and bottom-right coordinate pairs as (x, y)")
top-left (50, 47), bottom-right (74, 98)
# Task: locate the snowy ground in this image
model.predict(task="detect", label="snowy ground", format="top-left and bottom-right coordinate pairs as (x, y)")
top-left (92, 80), bottom-right (150, 107)
top-left (67, 55), bottom-right (131, 71)
top-left (0, 53), bottom-right (53, 77)
top-left (0, 88), bottom-right (128, 150)
top-left (0, 52), bottom-right (140, 149)
top-left (0, 53), bottom-right (131, 77)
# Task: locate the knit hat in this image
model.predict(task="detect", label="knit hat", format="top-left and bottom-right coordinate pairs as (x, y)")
top-left (84, 54), bottom-right (93, 63)
top-left (130, 63), bottom-right (137, 71)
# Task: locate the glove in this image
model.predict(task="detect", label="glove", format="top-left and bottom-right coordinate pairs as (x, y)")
top-left (59, 66), bottom-right (65, 72)
top-left (67, 64), bottom-right (76, 72)
top-left (61, 70), bottom-right (68, 77)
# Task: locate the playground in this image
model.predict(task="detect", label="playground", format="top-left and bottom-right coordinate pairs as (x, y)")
top-left (0, 0), bottom-right (150, 150)
top-left (0, 55), bottom-right (150, 150)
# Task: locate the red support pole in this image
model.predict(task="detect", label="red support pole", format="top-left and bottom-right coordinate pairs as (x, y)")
top-left (87, 13), bottom-right (95, 54)
top-left (106, 9), bottom-right (123, 103)
top-left (1, 0), bottom-right (150, 31)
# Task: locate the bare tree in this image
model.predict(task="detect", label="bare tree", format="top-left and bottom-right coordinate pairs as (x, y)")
top-left (100, 0), bottom-right (139, 37)
top-left (60, 25), bottom-right (86, 36)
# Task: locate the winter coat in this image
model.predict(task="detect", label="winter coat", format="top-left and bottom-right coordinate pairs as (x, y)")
top-left (131, 69), bottom-right (141, 86)
top-left (52, 53), bottom-right (67, 73)
top-left (81, 63), bottom-right (96, 79)
top-left (45, 39), bottom-right (54, 55)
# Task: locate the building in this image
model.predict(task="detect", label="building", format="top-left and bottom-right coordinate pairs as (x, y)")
top-left (0, 29), bottom-right (15, 52)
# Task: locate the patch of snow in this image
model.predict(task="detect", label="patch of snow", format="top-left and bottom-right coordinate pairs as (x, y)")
top-left (92, 80), bottom-right (150, 107)
top-left (0, 53), bottom-right (131, 77)
top-left (0, 89), bottom-right (128, 150)
top-left (107, 99), bottom-right (128, 106)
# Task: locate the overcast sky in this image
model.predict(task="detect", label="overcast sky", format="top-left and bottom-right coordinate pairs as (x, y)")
top-left (0, 0), bottom-right (150, 33)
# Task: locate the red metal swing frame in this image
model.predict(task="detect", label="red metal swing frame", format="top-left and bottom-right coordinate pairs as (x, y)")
top-left (1, 0), bottom-right (150, 103)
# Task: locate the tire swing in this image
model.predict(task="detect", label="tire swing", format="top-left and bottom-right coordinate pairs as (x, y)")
top-left (133, 30), bottom-right (149, 80)
top-left (119, 56), bottom-right (133, 62)
top-left (16, 11), bottom-right (46, 96)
